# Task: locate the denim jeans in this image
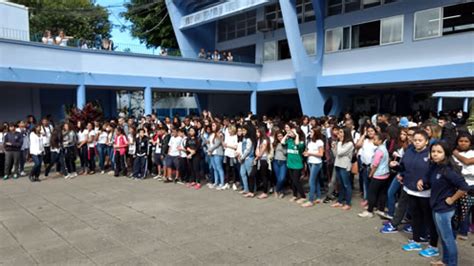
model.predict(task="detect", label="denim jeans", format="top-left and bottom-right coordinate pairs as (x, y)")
top-left (211, 155), bottom-right (224, 186)
top-left (97, 144), bottom-right (107, 171)
top-left (387, 177), bottom-right (401, 216)
top-left (30, 155), bottom-right (43, 178)
top-left (433, 210), bottom-right (457, 266)
top-left (240, 157), bottom-right (254, 192)
top-left (359, 164), bottom-right (370, 200)
top-left (336, 166), bottom-right (352, 205)
top-left (272, 160), bottom-right (287, 193)
top-left (107, 146), bottom-right (115, 170)
top-left (308, 163), bottom-right (323, 202)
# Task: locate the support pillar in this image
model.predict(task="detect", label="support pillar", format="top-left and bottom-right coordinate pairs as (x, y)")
top-left (250, 90), bottom-right (257, 115)
top-left (144, 86), bottom-right (152, 115)
top-left (76, 84), bottom-right (86, 109)
top-left (437, 97), bottom-right (443, 114)
top-left (463, 98), bottom-right (469, 113)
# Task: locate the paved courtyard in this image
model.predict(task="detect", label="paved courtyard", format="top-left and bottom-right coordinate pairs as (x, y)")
top-left (0, 174), bottom-right (473, 265)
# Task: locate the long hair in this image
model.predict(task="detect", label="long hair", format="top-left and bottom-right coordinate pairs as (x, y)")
top-left (256, 127), bottom-right (270, 153)
top-left (341, 127), bottom-right (353, 144)
top-left (455, 131), bottom-right (473, 152)
top-left (430, 140), bottom-right (462, 175)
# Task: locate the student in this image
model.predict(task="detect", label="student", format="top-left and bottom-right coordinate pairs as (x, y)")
top-left (17, 121), bottom-right (29, 177)
top-left (45, 127), bottom-right (67, 178)
top-left (282, 124), bottom-right (306, 204)
top-left (331, 127), bottom-right (354, 210)
top-left (208, 122), bottom-right (225, 189)
top-left (29, 125), bottom-right (44, 182)
top-left (223, 125), bottom-right (238, 190)
top-left (3, 123), bottom-right (22, 180)
top-left (55, 30), bottom-right (73, 46)
top-left (185, 127), bottom-right (202, 189)
top-left (177, 129), bottom-right (188, 183)
top-left (86, 122), bottom-right (96, 174)
top-left (428, 141), bottom-right (469, 266)
top-left (302, 126), bottom-right (325, 207)
top-left (62, 122), bottom-right (77, 179)
top-left (452, 132), bottom-right (474, 240)
top-left (42, 30), bottom-right (54, 45)
top-left (113, 127), bottom-right (128, 177)
top-left (238, 125), bottom-right (255, 195)
top-left (358, 133), bottom-right (390, 217)
top-left (355, 125), bottom-right (377, 207)
top-left (77, 121), bottom-right (88, 175)
top-left (252, 127), bottom-right (270, 199)
top-left (152, 127), bottom-right (165, 180)
top-left (400, 130), bottom-right (439, 258)
top-left (97, 123), bottom-right (109, 174)
top-left (40, 118), bottom-right (53, 168)
top-left (127, 127), bottom-right (137, 176)
top-left (0, 125), bottom-right (6, 178)
top-left (164, 128), bottom-right (181, 183)
top-left (272, 130), bottom-right (287, 199)
top-left (133, 128), bottom-right (149, 179)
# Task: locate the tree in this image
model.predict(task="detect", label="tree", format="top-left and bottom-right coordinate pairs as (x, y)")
top-left (11, 0), bottom-right (111, 42)
top-left (121, 0), bottom-right (177, 49)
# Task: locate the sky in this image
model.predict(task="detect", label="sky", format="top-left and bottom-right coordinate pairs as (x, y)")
top-left (96, 0), bottom-right (156, 54)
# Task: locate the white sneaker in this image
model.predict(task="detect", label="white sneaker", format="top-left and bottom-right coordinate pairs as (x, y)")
top-left (358, 211), bottom-right (374, 218)
top-left (216, 185), bottom-right (225, 191)
top-left (20, 171), bottom-right (26, 177)
top-left (232, 183), bottom-right (238, 191)
top-left (223, 183), bottom-right (230, 190)
top-left (73, 172), bottom-right (78, 177)
top-left (153, 175), bottom-right (161, 180)
top-left (101, 171), bottom-right (105, 174)
top-left (207, 183), bottom-right (215, 189)
top-left (64, 174), bottom-right (71, 179)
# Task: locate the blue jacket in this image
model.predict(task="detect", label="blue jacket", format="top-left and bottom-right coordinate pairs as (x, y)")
top-left (3, 132), bottom-right (23, 152)
top-left (399, 145), bottom-right (430, 192)
top-left (428, 164), bottom-right (469, 213)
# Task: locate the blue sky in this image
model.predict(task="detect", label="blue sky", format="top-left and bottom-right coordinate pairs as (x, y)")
top-left (96, 0), bottom-right (155, 53)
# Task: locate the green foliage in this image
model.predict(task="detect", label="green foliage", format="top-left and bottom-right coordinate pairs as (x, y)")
top-left (121, 0), bottom-right (177, 48)
top-left (11, 0), bottom-right (111, 42)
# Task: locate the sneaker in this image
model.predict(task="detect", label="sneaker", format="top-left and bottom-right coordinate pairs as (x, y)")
top-left (193, 183), bottom-right (202, 190)
top-left (377, 211), bottom-right (393, 220)
top-left (101, 171), bottom-right (105, 174)
top-left (207, 183), bottom-right (215, 189)
top-left (20, 171), bottom-right (26, 177)
top-left (232, 183), bottom-right (238, 191)
top-left (222, 183), bottom-right (230, 190)
top-left (360, 200), bottom-right (368, 207)
top-left (419, 236), bottom-right (429, 244)
top-left (380, 222), bottom-right (398, 234)
top-left (358, 211), bottom-right (374, 218)
top-left (13, 174), bottom-right (18, 179)
top-left (403, 224), bottom-right (413, 234)
top-left (153, 175), bottom-right (162, 180)
top-left (419, 246), bottom-right (439, 258)
top-left (323, 196), bottom-right (333, 204)
top-left (3, 175), bottom-right (8, 180)
top-left (402, 240), bottom-right (422, 251)
top-left (72, 172), bottom-right (78, 177)
top-left (215, 185), bottom-right (225, 191)
top-left (64, 174), bottom-right (71, 179)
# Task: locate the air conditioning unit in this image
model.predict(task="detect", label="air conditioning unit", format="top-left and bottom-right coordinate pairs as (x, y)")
top-left (257, 20), bottom-right (275, 32)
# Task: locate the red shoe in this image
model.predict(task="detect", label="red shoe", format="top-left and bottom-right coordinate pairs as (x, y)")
top-left (193, 183), bottom-right (201, 190)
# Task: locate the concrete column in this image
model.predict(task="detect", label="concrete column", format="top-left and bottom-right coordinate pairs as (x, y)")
top-left (250, 90), bottom-right (257, 115)
top-left (463, 98), bottom-right (469, 113)
top-left (76, 84), bottom-right (86, 109)
top-left (437, 97), bottom-right (443, 114)
top-left (144, 86), bottom-right (152, 115)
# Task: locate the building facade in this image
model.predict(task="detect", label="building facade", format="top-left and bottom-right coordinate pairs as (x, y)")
top-left (0, 0), bottom-right (473, 121)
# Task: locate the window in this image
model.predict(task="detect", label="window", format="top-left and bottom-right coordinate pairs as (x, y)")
top-left (328, 0), bottom-right (343, 16)
top-left (217, 10), bottom-right (256, 42)
top-left (363, 0), bottom-right (380, 9)
top-left (302, 33), bottom-right (316, 55)
top-left (442, 2), bottom-right (474, 36)
top-left (381, 15), bottom-right (403, 44)
top-left (351, 20), bottom-right (380, 48)
top-left (263, 41), bottom-right (277, 62)
top-left (265, 4), bottom-right (284, 29)
top-left (296, 0), bottom-right (316, 23)
top-left (414, 8), bottom-right (441, 40)
top-left (278, 39), bottom-right (291, 60)
top-left (345, 0), bottom-right (361, 13)
top-left (325, 28), bottom-right (343, 52)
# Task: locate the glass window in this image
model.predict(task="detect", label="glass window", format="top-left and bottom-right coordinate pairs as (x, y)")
top-left (363, 0), bottom-right (380, 8)
top-left (414, 8), bottom-right (441, 40)
top-left (343, 26), bottom-right (351, 49)
top-left (217, 10), bottom-right (256, 42)
top-left (325, 27), bottom-right (343, 52)
top-left (302, 33), bottom-right (316, 55)
top-left (381, 15), bottom-right (403, 44)
top-left (278, 39), bottom-right (291, 60)
top-left (345, 0), bottom-right (361, 12)
top-left (442, 2), bottom-right (474, 36)
top-left (351, 20), bottom-right (380, 48)
top-left (328, 0), bottom-right (343, 16)
top-left (384, 0), bottom-right (398, 3)
top-left (263, 41), bottom-right (277, 62)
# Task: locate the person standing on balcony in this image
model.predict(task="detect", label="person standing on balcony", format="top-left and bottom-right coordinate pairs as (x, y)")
top-left (55, 30), bottom-right (73, 47)
top-left (211, 50), bottom-right (220, 61)
top-left (227, 52), bottom-right (234, 62)
top-left (198, 48), bottom-right (206, 59)
top-left (41, 30), bottom-right (54, 45)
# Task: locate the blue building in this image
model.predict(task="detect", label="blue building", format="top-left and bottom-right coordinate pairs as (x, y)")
top-left (0, 0), bottom-right (473, 121)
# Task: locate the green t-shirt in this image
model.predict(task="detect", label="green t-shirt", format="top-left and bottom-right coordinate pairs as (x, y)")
top-left (286, 138), bottom-right (305, 170)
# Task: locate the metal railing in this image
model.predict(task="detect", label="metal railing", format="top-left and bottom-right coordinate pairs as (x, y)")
top-left (1, 27), bottom-right (257, 64)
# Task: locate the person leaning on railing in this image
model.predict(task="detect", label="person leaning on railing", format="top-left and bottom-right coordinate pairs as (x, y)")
top-left (55, 30), bottom-right (73, 46)
top-left (41, 30), bottom-right (54, 45)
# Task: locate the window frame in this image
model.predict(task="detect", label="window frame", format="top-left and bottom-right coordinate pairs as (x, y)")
top-left (380, 15), bottom-right (404, 46)
top-left (302, 33), bottom-right (317, 56)
top-left (413, 7), bottom-right (442, 41)
top-left (263, 41), bottom-right (277, 62)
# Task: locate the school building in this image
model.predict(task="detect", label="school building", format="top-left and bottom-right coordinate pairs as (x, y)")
top-left (0, 0), bottom-right (473, 121)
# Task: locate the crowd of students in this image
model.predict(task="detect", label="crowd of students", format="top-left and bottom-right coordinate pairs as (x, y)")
top-left (0, 110), bottom-right (472, 266)
top-left (198, 48), bottom-right (234, 62)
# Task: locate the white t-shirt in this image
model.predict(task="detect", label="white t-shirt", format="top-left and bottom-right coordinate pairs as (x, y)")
top-left (454, 150), bottom-right (474, 186)
top-left (256, 139), bottom-right (269, 160)
top-left (179, 137), bottom-right (187, 158)
top-left (87, 130), bottom-right (96, 148)
top-left (224, 135), bottom-right (238, 158)
top-left (78, 130), bottom-right (88, 143)
top-left (40, 125), bottom-right (53, 147)
top-left (155, 137), bottom-right (162, 154)
top-left (359, 138), bottom-right (377, 165)
top-left (307, 139), bottom-right (324, 164)
top-left (97, 131), bottom-right (108, 144)
top-left (55, 36), bottom-right (68, 46)
top-left (168, 136), bottom-right (182, 157)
